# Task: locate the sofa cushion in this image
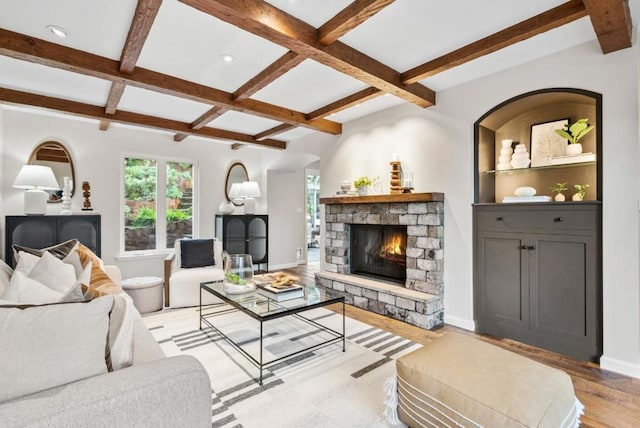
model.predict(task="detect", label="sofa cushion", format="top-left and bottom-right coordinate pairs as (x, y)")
top-left (0, 296), bottom-right (114, 403)
top-left (169, 267), bottom-right (225, 308)
top-left (27, 251), bottom-right (77, 294)
top-left (180, 239), bottom-right (215, 268)
top-left (0, 261), bottom-right (11, 297)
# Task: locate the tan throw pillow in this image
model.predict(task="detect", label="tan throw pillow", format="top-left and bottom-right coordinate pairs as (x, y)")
top-left (76, 244), bottom-right (122, 299)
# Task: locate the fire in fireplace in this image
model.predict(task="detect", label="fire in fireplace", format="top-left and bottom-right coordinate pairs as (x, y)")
top-left (350, 224), bottom-right (407, 283)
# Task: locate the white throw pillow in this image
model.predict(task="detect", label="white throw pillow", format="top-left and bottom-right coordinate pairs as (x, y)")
top-left (107, 293), bottom-right (136, 371)
top-left (28, 251), bottom-right (77, 294)
top-left (0, 260), bottom-right (12, 296)
top-left (13, 251), bottom-right (40, 276)
top-left (0, 296), bottom-right (113, 403)
top-left (2, 271), bottom-right (64, 304)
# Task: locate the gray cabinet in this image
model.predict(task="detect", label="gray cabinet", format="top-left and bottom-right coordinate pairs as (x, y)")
top-left (474, 203), bottom-right (601, 361)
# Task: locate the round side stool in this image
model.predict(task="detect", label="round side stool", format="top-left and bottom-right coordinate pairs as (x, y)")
top-left (122, 276), bottom-right (163, 314)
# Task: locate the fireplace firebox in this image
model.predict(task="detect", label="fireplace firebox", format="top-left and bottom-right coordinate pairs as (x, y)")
top-left (350, 224), bottom-right (407, 283)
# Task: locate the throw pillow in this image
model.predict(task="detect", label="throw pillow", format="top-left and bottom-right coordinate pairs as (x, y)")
top-left (106, 294), bottom-right (135, 371)
top-left (0, 296), bottom-right (113, 403)
top-left (0, 259), bottom-right (12, 296)
top-left (27, 251), bottom-right (77, 294)
top-left (12, 238), bottom-right (79, 265)
top-left (1, 271), bottom-right (64, 304)
top-left (76, 244), bottom-right (122, 299)
top-left (13, 251), bottom-right (40, 276)
top-left (180, 239), bottom-right (215, 268)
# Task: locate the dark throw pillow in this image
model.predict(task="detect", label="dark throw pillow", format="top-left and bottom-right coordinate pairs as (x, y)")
top-left (12, 239), bottom-right (79, 266)
top-left (180, 239), bottom-right (215, 268)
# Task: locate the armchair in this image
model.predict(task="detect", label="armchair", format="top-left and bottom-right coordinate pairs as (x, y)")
top-left (164, 238), bottom-right (225, 307)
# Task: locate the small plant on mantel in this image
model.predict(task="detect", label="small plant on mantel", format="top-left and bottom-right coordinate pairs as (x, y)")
top-left (353, 176), bottom-right (378, 196)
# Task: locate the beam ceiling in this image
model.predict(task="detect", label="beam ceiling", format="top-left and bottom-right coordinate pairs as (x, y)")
top-left (0, 28), bottom-right (341, 135)
top-left (0, 87), bottom-right (286, 149)
top-left (318, 0), bottom-right (395, 45)
top-left (583, 0), bottom-right (633, 53)
top-left (179, 0), bottom-right (436, 107)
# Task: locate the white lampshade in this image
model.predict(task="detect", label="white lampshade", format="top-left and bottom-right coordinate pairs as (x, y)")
top-left (229, 182), bottom-right (242, 199)
top-left (13, 165), bottom-right (60, 190)
top-left (238, 181), bottom-right (261, 214)
top-left (13, 165), bottom-right (59, 215)
top-left (238, 181), bottom-right (261, 198)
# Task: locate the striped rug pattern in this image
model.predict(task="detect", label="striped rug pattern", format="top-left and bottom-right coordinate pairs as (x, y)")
top-left (143, 306), bottom-right (420, 428)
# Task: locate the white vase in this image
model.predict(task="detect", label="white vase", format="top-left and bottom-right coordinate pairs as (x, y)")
top-left (218, 200), bottom-right (234, 214)
top-left (572, 193), bottom-right (583, 201)
top-left (357, 186), bottom-right (369, 196)
top-left (566, 143), bottom-right (583, 156)
top-left (555, 193), bottom-right (565, 202)
top-left (60, 176), bottom-right (73, 215)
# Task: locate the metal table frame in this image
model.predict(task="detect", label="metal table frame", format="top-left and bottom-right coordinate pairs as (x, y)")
top-left (199, 281), bottom-right (345, 385)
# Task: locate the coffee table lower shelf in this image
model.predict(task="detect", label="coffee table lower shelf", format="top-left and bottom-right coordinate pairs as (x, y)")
top-left (199, 283), bottom-right (345, 385)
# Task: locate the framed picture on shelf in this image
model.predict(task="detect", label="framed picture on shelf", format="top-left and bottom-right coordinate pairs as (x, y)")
top-left (530, 118), bottom-right (569, 167)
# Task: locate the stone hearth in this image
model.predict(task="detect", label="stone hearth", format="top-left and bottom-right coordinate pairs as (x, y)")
top-left (315, 193), bottom-right (444, 329)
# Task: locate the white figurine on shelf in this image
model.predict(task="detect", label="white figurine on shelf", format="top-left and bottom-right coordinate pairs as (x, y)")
top-left (60, 176), bottom-right (73, 215)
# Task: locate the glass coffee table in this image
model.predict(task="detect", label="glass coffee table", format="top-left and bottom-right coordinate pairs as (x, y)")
top-left (199, 281), bottom-right (345, 385)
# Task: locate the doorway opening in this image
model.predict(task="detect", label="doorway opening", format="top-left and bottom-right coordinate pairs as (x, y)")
top-left (306, 171), bottom-right (320, 264)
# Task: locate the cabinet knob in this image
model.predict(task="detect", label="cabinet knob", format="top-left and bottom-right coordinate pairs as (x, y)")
top-left (519, 245), bottom-right (527, 250)
top-left (554, 217), bottom-right (564, 223)
top-left (528, 245), bottom-right (536, 250)
top-left (496, 216), bottom-right (504, 221)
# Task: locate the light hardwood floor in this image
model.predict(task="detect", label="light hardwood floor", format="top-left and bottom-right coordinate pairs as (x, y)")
top-left (284, 263), bottom-right (640, 428)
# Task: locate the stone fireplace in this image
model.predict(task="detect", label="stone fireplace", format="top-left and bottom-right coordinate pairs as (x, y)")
top-left (315, 193), bottom-right (444, 329)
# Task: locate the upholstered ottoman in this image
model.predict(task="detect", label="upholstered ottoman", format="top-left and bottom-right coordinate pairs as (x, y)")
top-left (390, 332), bottom-right (583, 427)
top-left (122, 276), bottom-right (163, 314)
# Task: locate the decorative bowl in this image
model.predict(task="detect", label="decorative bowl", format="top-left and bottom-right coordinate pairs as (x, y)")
top-left (514, 186), bottom-right (536, 197)
top-left (223, 281), bottom-right (256, 294)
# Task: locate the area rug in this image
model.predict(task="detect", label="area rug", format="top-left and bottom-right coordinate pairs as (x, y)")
top-left (142, 306), bottom-right (421, 427)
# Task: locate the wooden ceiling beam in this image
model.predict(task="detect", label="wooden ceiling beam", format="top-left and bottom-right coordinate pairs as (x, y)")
top-left (180, 0), bottom-right (435, 107)
top-left (0, 87), bottom-right (286, 149)
top-left (233, 51), bottom-right (304, 100)
top-left (0, 28), bottom-right (341, 134)
top-left (102, 0), bottom-right (163, 128)
top-left (307, 87), bottom-right (382, 120)
top-left (99, 120), bottom-right (110, 131)
top-left (231, 143), bottom-right (246, 150)
top-left (402, 0), bottom-right (588, 84)
top-left (318, 0), bottom-right (395, 44)
top-left (583, 0), bottom-right (632, 54)
top-left (255, 123), bottom-right (295, 140)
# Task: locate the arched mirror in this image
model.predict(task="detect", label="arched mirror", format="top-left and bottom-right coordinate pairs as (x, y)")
top-left (225, 162), bottom-right (249, 206)
top-left (28, 141), bottom-right (75, 203)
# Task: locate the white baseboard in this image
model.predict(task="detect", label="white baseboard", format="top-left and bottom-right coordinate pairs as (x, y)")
top-left (600, 356), bottom-right (640, 379)
top-left (444, 314), bottom-right (476, 331)
top-left (268, 262), bottom-right (298, 271)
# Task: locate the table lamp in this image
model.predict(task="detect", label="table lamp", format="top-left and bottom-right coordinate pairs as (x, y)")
top-left (238, 181), bottom-right (261, 214)
top-left (13, 165), bottom-right (60, 215)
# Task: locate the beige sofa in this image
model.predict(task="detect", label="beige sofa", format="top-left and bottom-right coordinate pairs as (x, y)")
top-left (164, 238), bottom-right (225, 307)
top-left (0, 265), bottom-right (212, 428)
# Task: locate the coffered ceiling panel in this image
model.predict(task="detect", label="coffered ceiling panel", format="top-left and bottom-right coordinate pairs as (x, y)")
top-left (206, 110), bottom-right (282, 134)
top-left (265, 0), bottom-right (353, 27)
top-left (251, 59), bottom-right (369, 113)
top-left (136, 0), bottom-right (288, 92)
top-left (0, 0), bottom-right (135, 60)
top-left (118, 86), bottom-right (213, 123)
top-left (0, 56), bottom-right (110, 106)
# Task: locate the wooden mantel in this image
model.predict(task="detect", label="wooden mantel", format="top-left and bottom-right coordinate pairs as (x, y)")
top-left (320, 192), bottom-right (444, 205)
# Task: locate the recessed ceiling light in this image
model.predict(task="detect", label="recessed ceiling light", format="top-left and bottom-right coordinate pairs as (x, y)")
top-left (220, 54), bottom-right (235, 63)
top-left (46, 25), bottom-right (68, 38)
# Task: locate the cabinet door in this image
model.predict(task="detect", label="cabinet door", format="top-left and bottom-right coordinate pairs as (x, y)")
top-left (6, 217), bottom-right (56, 266)
top-left (247, 216), bottom-right (267, 263)
top-left (57, 216), bottom-right (101, 256)
top-left (529, 234), bottom-right (597, 345)
top-left (224, 217), bottom-right (247, 254)
top-left (476, 231), bottom-right (529, 327)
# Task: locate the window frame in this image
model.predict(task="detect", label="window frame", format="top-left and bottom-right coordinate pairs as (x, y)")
top-left (120, 153), bottom-right (198, 257)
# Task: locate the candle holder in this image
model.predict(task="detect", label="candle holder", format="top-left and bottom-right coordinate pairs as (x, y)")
top-left (390, 161), bottom-right (402, 194)
top-left (82, 181), bottom-right (93, 211)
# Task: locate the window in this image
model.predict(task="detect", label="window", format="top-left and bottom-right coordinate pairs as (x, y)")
top-left (123, 157), bottom-right (195, 253)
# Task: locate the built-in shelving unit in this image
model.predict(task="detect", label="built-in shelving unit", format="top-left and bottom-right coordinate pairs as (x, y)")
top-left (472, 88), bottom-right (602, 362)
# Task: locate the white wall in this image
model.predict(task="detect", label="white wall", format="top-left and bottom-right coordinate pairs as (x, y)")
top-left (0, 108), bottom-right (272, 279)
top-left (266, 169), bottom-right (306, 269)
top-left (302, 39), bottom-right (640, 378)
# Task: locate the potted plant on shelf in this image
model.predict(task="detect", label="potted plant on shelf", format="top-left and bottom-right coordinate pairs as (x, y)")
top-left (572, 184), bottom-right (590, 201)
top-left (555, 118), bottom-right (595, 156)
top-left (551, 182), bottom-right (568, 202)
top-left (354, 176), bottom-right (377, 196)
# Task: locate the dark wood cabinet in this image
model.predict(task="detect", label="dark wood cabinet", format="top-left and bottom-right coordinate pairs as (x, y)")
top-left (474, 203), bottom-right (601, 361)
top-left (215, 215), bottom-right (268, 272)
top-left (5, 215), bottom-right (101, 266)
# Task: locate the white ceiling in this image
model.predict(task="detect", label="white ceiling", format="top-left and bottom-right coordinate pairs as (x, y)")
top-left (0, 0), bottom-right (637, 148)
